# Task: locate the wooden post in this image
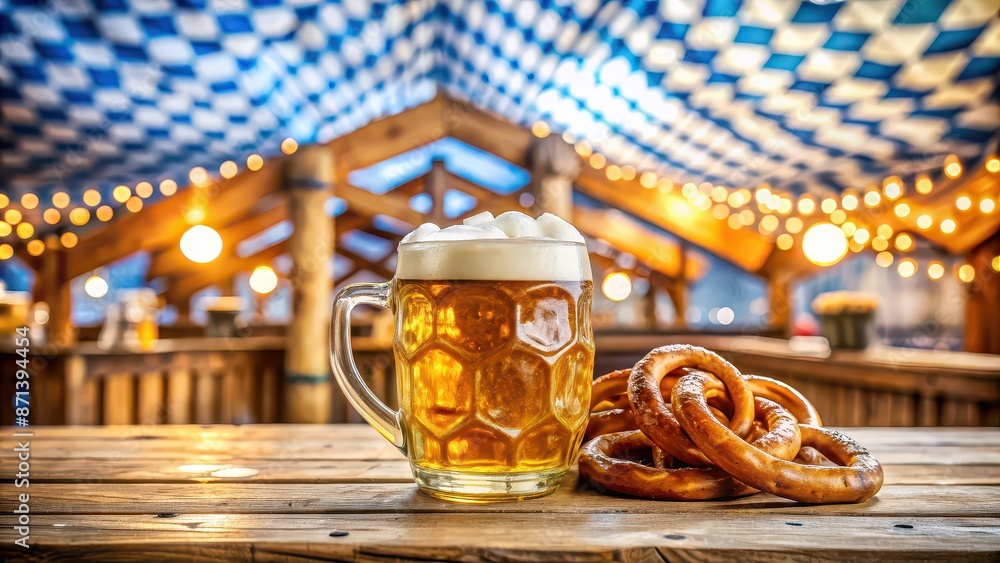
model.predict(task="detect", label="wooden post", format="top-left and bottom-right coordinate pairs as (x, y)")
top-left (39, 246), bottom-right (74, 348)
top-left (284, 145), bottom-right (334, 423)
top-left (964, 230), bottom-right (1000, 354)
top-left (664, 242), bottom-right (688, 327)
top-left (644, 284), bottom-right (659, 330)
top-left (768, 277), bottom-right (793, 338)
top-left (529, 135), bottom-right (580, 221)
top-left (427, 158), bottom-right (447, 224)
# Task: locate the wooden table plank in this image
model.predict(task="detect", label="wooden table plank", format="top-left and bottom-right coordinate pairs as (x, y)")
top-left (16, 458), bottom-right (1000, 485)
top-left (4, 482), bottom-right (998, 518)
top-left (2, 514), bottom-right (998, 562)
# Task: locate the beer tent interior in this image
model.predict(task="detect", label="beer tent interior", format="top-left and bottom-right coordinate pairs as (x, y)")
top-left (1, 0), bottom-right (998, 426)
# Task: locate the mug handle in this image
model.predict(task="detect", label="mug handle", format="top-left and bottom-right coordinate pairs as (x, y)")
top-left (330, 281), bottom-right (406, 454)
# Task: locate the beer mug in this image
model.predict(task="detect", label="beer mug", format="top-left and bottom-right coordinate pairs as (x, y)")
top-left (331, 212), bottom-right (594, 502)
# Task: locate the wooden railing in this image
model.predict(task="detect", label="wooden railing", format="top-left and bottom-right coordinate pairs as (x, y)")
top-left (596, 334), bottom-right (1000, 427)
top-left (3, 333), bottom-right (998, 427)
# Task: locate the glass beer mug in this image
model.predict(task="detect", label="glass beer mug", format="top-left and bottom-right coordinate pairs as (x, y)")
top-left (331, 212), bottom-right (595, 502)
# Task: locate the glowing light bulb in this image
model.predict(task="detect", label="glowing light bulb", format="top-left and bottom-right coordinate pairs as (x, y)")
top-left (897, 259), bottom-right (916, 278)
top-left (877, 224), bottom-right (893, 239)
top-left (249, 265), bottom-right (279, 294)
top-left (60, 232), bottom-right (78, 248)
top-left (940, 219), bottom-right (956, 234)
top-left (958, 264), bottom-right (975, 283)
top-left (575, 141), bottom-right (593, 158)
top-left (531, 121), bottom-right (550, 138)
top-left (135, 182), bottom-right (153, 198)
top-left (96, 205), bottom-right (114, 222)
top-left (605, 165), bottom-right (622, 181)
top-left (944, 155), bottom-right (962, 178)
top-left (853, 228), bottom-right (870, 245)
top-left (981, 198), bottom-right (996, 214)
top-left (621, 165), bottom-right (636, 181)
top-left (841, 194), bottom-right (858, 211)
top-left (821, 198), bottom-right (837, 214)
top-left (113, 185), bottom-right (131, 203)
top-left (871, 236), bottom-right (888, 252)
top-left (864, 190), bottom-right (881, 207)
top-left (26, 240), bottom-right (44, 256)
top-left (84, 275), bottom-right (109, 298)
top-left (247, 154), bottom-right (264, 171)
top-left (639, 172), bottom-right (657, 189)
top-left (797, 197), bottom-right (815, 215)
top-left (915, 175), bottom-right (932, 195)
top-left (956, 195), bottom-right (972, 211)
top-left (895, 233), bottom-right (913, 252)
top-left (69, 208), bottom-right (91, 226)
top-left (0, 244), bottom-right (12, 260)
top-left (126, 196), bottom-right (143, 213)
top-left (894, 203), bottom-right (910, 218)
top-left (21, 193), bottom-right (38, 209)
top-left (987, 157), bottom-right (999, 173)
top-left (602, 271), bottom-right (632, 302)
top-left (927, 262), bottom-right (944, 280)
top-left (52, 192), bottom-right (70, 209)
top-left (280, 138), bottom-right (299, 155)
top-left (916, 214), bottom-right (933, 230)
top-left (160, 179), bottom-right (178, 196)
top-left (189, 166), bottom-right (209, 186)
top-left (883, 179), bottom-right (902, 200)
top-left (5, 209), bottom-right (22, 225)
top-left (776, 233), bottom-right (794, 250)
top-left (785, 217), bottom-right (803, 234)
top-left (830, 209), bottom-right (846, 225)
top-left (802, 223), bottom-right (848, 267)
top-left (82, 188), bottom-right (101, 206)
top-left (43, 209), bottom-right (61, 224)
top-left (180, 225), bottom-right (223, 264)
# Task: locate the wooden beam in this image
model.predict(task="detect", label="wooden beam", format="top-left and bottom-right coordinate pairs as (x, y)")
top-left (444, 96), bottom-right (533, 167)
top-left (336, 246), bottom-right (393, 280)
top-left (66, 163), bottom-right (282, 280)
top-left (427, 158), bottom-right (447, 224)
top-left (330, 94), bottom-right (447, 179)
top-left (573, 206), bottom-right (706, 281)
top-left (164, 241), bottom-right (288, 305)
top-left (965, 228), bottom-right (1000, 354)
top-left (339, 182), bottom-right (423, 226)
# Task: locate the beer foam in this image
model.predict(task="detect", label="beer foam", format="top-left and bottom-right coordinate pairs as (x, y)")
top-left (397, 211), bottom-right (592, 281)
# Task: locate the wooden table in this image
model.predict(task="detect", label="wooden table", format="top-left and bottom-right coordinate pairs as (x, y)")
top-left (2, 424), bottom-right (998, 561)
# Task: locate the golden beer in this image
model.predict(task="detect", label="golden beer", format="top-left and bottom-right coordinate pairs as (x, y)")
top-left (332, 214), bottom-right (594, 501)
top-left (394, 279), bottom-right (595, 480)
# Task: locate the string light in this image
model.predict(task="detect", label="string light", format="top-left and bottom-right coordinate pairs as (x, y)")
top-left (727, 214), bottom-right (742, 230)
top-left (940, 219), bottom-right (956, 234)
top-left (776, 233), bottom-right (794, 250)
top-left (574, 141), bottom-right (593, 158)
top-left (841, 193), bottom-right (858, 211)
top-left (777, 198), bottom-right (793, 215)
top-left (561, 132), bottom-right (574, 144)
top-left (871, 236), bottom-right (889, 252)
top-left (605, 165), bottom-right (622, 181)
top-left (0, 244), bottom-right (12, 260)
top-left (126, 196), bottom-right (143, 213)
top-left (992, 256), bottom-right (1000, 272)
top-left (113, 185), bottom-right (131, 203)
top-left (802, 223), bottom-right (848, 267)
top-left (864, 190), bottom-right (881, 207)
top-left (853, 228), bottom-right (870, 245)
top-left (981, 198), bottom-right (996, 214)
top-left (895, 233), bottom-right (914, 251)
top-left (728, 191), bottom-right (746, 207)
top-left (602, 271), bottom-right (632, 302)
top-left (16, 222), bottom-right (34, 239)
top-left (639, 172), bottom-right (657, 189)
top-left (160, 179), bottom-right (178, 196)
top-left (69, 208), bottom-right (91, 226)
top-left (916, 214), bottom-right (933, 230)
top-left (693, 194), bottom-right (712, 211)
top-left (841, 221), bottom-right (857, 237)
top-left (797, 196), bottom-right (816, 215)
top-left (877, 224), bottom-right (893, 239)
top-left (759, 214), bottom-right (779, 233)
top-left (915, 175), bottom-right (932, 195)
top-left (0, 194), bottom-right (8, 208)
top-left (897, 258), bottom-right (916, 278)
top-left (26, 240), bottom-right (44, 256)
top-left (247, 154), bottom-right (264, 171)
top-left (21, 193), bottom-right (38, 209)
top-left (189, 166), bottom-right (210, 186)
top-left (52, 192), bottom-right (70, 208)
top-left (987, 157), bottom-right (999, 173)
top-left (883, 177), bottom-right (902, 200)
top-left (738, 209), bottom-right (756, 226)
top-left (96, 205), bottom-right (114, 222)
top-left (944, 155), bottom-right (962, 178)
top-left (531, 121), bottom-right (550, 138)
top-left (249, 265), bottom-right (279, 294)
top-left (135, 182), bottom-right (153, 198)
top-left (956, 195), bottom-right (972, 211)
top-left (5, 209), bottom-right (22, 225)
top-left (60, 232), bottom-right (78, 248)
top-left (711, 186), bottom-right (728, 203)
top-left (681, 183), bottom-right (699, 199)
top-left (821, 197), bottom-right (837, 214)
top-left (894, 202), bottom-right (911, 218)
top-left (0, 223), bottom-right (10, 237)
top-left (957, 264), bottom-right (975, 283)
top-left (927, 262), bottom-right (944, 280)
top-left (589, 153), bottom-right (606, 169)
top-left (83, 189), bottom-right (101, 206)
top-left (280, 138), bottom-right (299, 155)
top-left (830, 209), bottom-right (846, 225)
top-left (785, 217), bottom-right (803, 234)
top-left (43, 209), bottom-right (61, 224)
top-left (712, 204), bottom-right (729, 220)
top-left (621, 165), bottom-right (636, 181)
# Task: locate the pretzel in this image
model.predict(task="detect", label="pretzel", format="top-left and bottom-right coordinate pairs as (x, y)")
top-left (579, 396), bottom-right (800, 500)
top-left (672, 373), bottom-right (883, 503)
top-left (628, 345), bottom-right (755, 466)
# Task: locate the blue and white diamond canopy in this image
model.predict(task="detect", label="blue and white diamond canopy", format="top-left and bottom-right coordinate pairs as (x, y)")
top-left (2, 0), bottom-right (998, 204)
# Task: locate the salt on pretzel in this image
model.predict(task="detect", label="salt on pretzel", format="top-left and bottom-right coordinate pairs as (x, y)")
top-left (672, 373), bottom-right (883, 504)
top-left (628, 345), bottom-right (755, 466)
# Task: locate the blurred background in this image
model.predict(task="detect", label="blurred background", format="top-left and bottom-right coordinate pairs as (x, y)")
top-left (1, 0), bottom-right (997, 428)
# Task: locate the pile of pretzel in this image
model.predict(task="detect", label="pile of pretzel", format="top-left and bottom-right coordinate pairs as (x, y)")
top-left (580, 344), bottom-right (884, 503)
